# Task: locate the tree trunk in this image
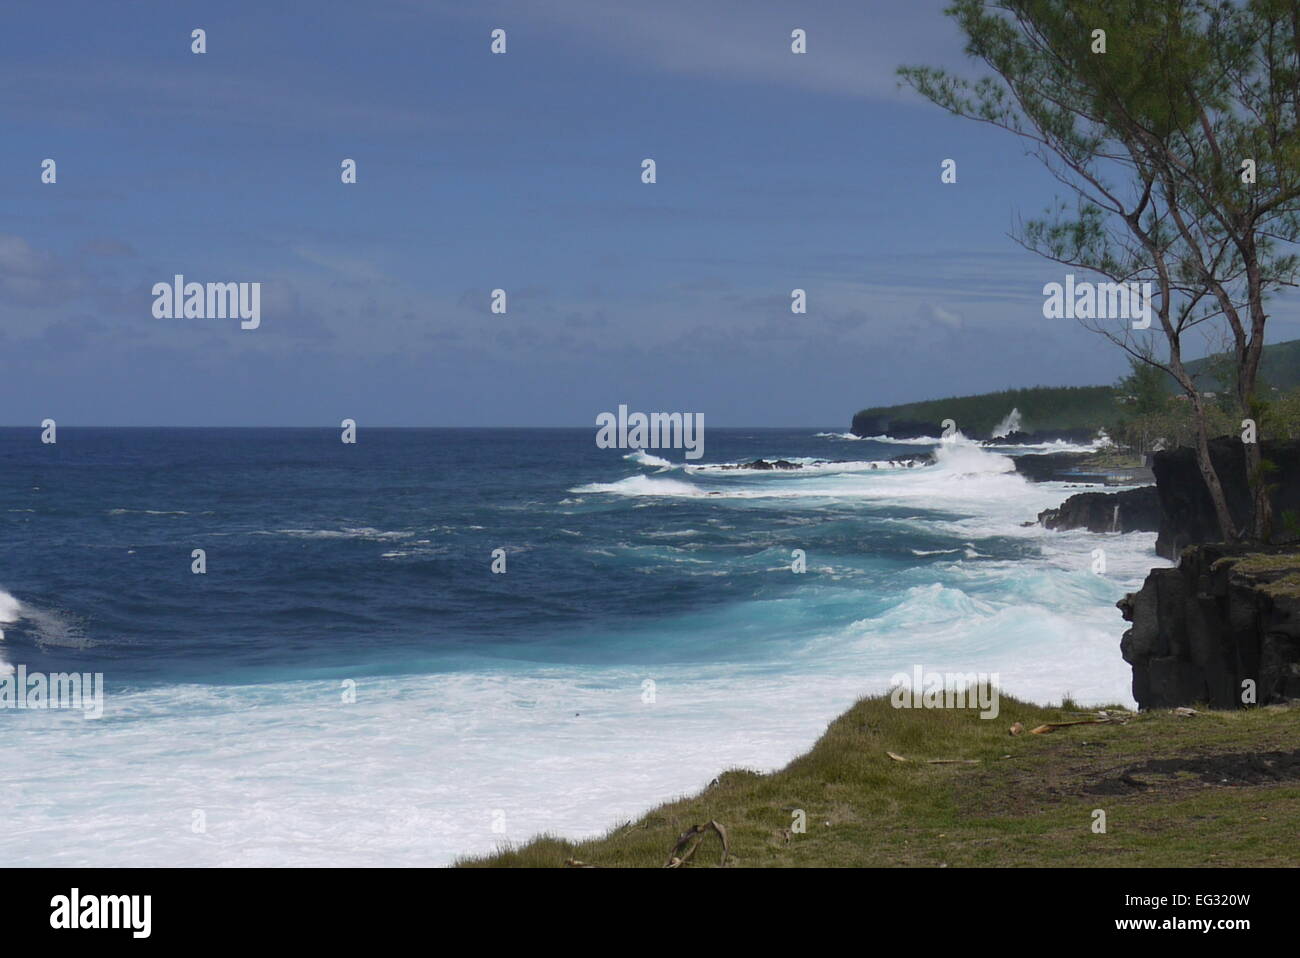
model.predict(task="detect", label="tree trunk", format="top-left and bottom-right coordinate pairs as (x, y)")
top-left (1242, 433), bottom-right (1274, 543)
top-left (1170, 343), bottom-right (1238, 544)
top-left (1240, 250), bottom-right (1274, 543)
top-left (1190, 394), bottom-right (1238, 543)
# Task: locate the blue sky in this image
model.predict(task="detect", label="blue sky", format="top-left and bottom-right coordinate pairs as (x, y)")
top-left (4, 0), bottom-right (1297, 426)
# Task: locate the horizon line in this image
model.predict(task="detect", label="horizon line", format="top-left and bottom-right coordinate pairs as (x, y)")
top-left (0, 424), bottom-right (850, 430)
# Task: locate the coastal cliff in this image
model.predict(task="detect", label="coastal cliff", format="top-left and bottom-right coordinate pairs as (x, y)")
top-left (1037, 486), bottom-right (1160, 533)
top-left (1152, 437), bottom-right (1300, 560)
top-left (1035, 437), bottom-right (1300, 550)
top-left (1119, 545), bottom-right (1300, 709)
top-left (1031, 437), bottom-right (1300, 710)
top-left (850, 385), bottom-right (1116, 440)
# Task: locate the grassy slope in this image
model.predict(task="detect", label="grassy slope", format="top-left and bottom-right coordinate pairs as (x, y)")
top-left (458, 693), bottom-right (1300, 867)
top-left (1185, 338), bottom-right (1300, 392)
top-left (1259, 339), bottom-right (1300, 390)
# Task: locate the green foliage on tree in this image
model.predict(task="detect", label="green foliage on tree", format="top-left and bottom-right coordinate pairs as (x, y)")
top-left (901, 0), bottom-right (1300, 543)
top-left (1115, 356), bottom-right (1168, 415)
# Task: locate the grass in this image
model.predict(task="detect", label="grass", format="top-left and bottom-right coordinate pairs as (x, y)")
top-left (456, 691), bottom-right (1300, 867)
top-left (1214, 550), bottom-right (1300, 599)
top-left (1218, 552), bottom-right (1300, 574)
top-left (1260, 577), bottom-right (1300, 599)
top-left (1077, 448), bottom-right (1146, 470)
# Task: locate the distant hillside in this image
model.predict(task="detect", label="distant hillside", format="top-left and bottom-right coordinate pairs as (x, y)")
top-left (1184, 338), bottom-right (1300, 393)
top-left (851, 385), bottom-right (1116, 439)
top-left (853, 338), bottom-right (1300, 439)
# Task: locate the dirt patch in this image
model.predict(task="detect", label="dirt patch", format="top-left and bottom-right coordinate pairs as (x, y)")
top-left (1085, 749), bottom-right (1300, 795)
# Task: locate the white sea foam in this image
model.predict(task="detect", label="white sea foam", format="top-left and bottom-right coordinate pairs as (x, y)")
top-left (578, 438), bottom-right (1024, 506)
top-left (623, 449), bottom-right (674, 470)
top-left (989, 408), bottom-right (1021, 438)
top-left (983, 437), bottom-right (1106, 455)
top-left (0, 588), bottom-right (90, 656)
top-left (847, 429), bottom-right (1107, 456)
top-left (933, 437), bottom-right (1016, 475)
top-left (856, 434), bottom-right (943, 445)
top-left (572, 439), bottom-right (1024, 501)
top-left (1, 666), bottom-right (872, 867)
top-left (259, 528), bottom-right (414, 541)
top-left (0, 588), bottom-right (22, 674)
top-left (686, 457), bottom-right (922, 476)
top-left (0, 521), bottom-right (1162, 867)
top-left (571, 475), bottom-right (704, 497)
top-left (0, 589), bottom-right (22, 627)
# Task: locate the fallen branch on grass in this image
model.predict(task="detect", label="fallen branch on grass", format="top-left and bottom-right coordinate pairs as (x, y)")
top-left (887, 751), bottom-right (978, 764)
top-left (1029, 718), bottom-right (1112, 734)
top-left (665, 820), bottom-right (729, 868)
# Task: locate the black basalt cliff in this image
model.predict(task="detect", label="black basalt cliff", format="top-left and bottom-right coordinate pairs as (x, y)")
top-left (1152, 437), bottom-right (1300, 560)
top-left (1116, 437), bottom-right (1300, 709)
top-left (1038, 486), bottom-right (1161, 533)
top-left (848, 415), bottom-right (944, 439)
top-left (1034, 437), bottom-right (1300, 547)
top-left (1119, 545), bottom-right (1300, 709)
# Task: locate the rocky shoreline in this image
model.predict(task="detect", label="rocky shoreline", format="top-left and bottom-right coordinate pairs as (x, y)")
top-left (850, 415), bottom-right (1098, 445)
top-left (714, 456), bottom-right (931, 471)
top-left (1153, 438), bottom-right (1300, 560)
top-left (806, 432), bottom-right (1299, 711)
top-left (1024, 437), bottom-right (1300, 710)
top-left (1011, 450), bottom-right (1152, 485)
top-left (1036, 486), bottom-right (1161, 533)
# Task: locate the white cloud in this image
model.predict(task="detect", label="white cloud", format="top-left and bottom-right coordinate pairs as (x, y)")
top-left (293, 247), bottom-right (390, 283)
top-left (929, 304), bottom-right (963, 328)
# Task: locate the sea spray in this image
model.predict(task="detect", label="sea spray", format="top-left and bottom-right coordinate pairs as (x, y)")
top-left (991, 408), bottom-right (1022, 439)
top-left (0, 588), bottom-right (21, 675)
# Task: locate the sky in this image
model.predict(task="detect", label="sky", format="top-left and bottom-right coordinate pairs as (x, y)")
top-left (3, 0), bottom-right (1297, 427)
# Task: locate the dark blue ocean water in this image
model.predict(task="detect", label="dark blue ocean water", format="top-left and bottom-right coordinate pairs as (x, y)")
top-left (0, 426), bottom-right (961, 681)
top-left (2, 427), bottom-right (974, 683)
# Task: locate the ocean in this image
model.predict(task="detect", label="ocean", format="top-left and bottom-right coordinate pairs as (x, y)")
top-left (0, 426), bottom-right (1164, 866)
